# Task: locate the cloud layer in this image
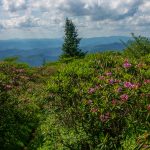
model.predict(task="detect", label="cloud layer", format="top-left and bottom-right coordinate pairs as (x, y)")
top-left (0, 0), bottom-right (149, 39)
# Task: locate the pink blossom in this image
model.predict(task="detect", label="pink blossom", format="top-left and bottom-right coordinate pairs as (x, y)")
top-left (16, 69), bottom-right (25, 73)
top-left (106, 72), bottom-right (112, 76)
top-left (124, 82), bottom-right (134, 88)
top-left (142, 145), bottom-right (149, 149)
top-left (144, 79), bottom-right (150, 84)
top-left (87, 100), bottom-right (93, 105)
top-left (98, 76), bottom-right (105, 80)
top-left (5, 85), bottom-right (12, 90)
top-left (132, 83), bottom-right (140, 89)
top-left (123, 60), bottom-right (132, 68)
top-left (91, 108), bottom-right (98, 113)
top-left (115, 79), bottom-right (121, 83)
top-left (117, 87), bottom-right (122, 93)
top-left (109, 79), bottom-right (114, 84)
top-left (120, 94), bottom-right (129, 102)
top-left (95, 85), bottom-right (99, 90)
top-left (88, 88), bottom-right (95, 94)
top-left (147, 105), bottom-right (150, 111)
top-left (100, 112), bottom-right (110, 122)
top-left (124, 82), bottom-right (140, 89)
top-left (112, 100), bottom-right (117, 105)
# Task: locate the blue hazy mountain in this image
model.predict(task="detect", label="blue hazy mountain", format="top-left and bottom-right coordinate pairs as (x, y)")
top-left (0, 36), bottom-right (130, 66)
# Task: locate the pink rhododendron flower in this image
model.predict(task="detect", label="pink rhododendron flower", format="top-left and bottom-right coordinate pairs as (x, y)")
top-left (120, 94), bottom-right (129, 102)
top-left (124, 82), bottom-right (134, 88)
top-left (132, 83), bottom-right (140, 89)
top-left (109, 79), bottom-right (114, 84)
top-left (142, 145), bottom-right (149, 149)
top-left (87, 100), bottom-right (93, 105)
top-left (95, 85), bottom-right (99, 90)
top-left (144, 79), bottom-right (150, 84)
top-left (124, 82), bottom-right (139, 89)
top-left (5, 85), bottom-right (12, 90)
top-left (123, 60), bottom-right (131, 68)
top-left (88, 88), bottom-right (95, 94)
top-left (117, 87), bottom-right (122, 93)
top-left (91, 108), bottom-right (98, 113)
top-left (100, 112), bottom-right (110, 122)
top-left (16, 69), bottom-right (25, 73)
top-left (112, 99), bottom-right (117, 105)
top-left (98, 76), bottom-right (105, 80)
top-left (147, 105), bottom-right (150, 111)
top-left (115, 79), bottom-right (121, 83)
top-left (106, 72), bottom-right (112, 76)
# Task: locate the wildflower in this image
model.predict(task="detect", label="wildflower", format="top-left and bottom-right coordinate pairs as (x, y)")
top-left (144, 79), bottom-right (150, 84)
top-left (112, 99), bottom-right (117, 105)
top-left (109, 79), bottom-right (114, 84)
top-left (16, 69), bottom-right (25, 73)
top-left (132, 83), bottom-right (140, 89)
top-left (95, 85), bottom-right (99, 90)
top-left (120, 94), bottom-right (129, 102)
top-left (142, 144), bottom-right (150, 149)
top-left (98, 76), bottom-right (105, 80)
top-left (87, 100), bottom-right (93, 105)
top-left (124, 82), bottom-right (139, 89)
top-left (123, 60), bottom-right (131, 68)
top-left (91, 108), bottom-right (98, 113)
top-left (147, 105), bottom-right (150, 111)
top-left (117, 87), bottom-right (122, 93)
top-left (100, 112), bottom-right (110, 122)
top-left (4, 84), bottom-right (12, 90)
top-left (88, 88), bottom-right (95, 94)
top-left (106, 72), bottom-right (112, 76)
top-left (115, 79), bottom-right (121, 83)
top-left (124, 82), bottom-right (134, 89)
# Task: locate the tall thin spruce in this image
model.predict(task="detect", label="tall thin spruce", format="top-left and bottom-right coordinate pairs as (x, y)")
top-left (61, 18), bottom-right (85, 58)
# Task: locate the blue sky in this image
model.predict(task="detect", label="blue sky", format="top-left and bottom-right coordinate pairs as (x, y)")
top-left (0, 0), bottom-right (149, 39)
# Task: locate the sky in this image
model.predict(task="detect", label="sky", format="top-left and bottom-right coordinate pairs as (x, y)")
top-left (0, 0), bottom-right (149, 39)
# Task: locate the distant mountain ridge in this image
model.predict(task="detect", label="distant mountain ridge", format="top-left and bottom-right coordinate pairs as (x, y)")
top-left (0, 36), bottom-right (130, 66)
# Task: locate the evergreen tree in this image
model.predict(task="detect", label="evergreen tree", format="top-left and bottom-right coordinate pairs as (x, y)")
top-left (61, 18), bottom-right (85, 58)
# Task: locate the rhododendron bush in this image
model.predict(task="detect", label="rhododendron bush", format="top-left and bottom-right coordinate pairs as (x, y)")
top-left (47, 52), bottom-right (150, 149)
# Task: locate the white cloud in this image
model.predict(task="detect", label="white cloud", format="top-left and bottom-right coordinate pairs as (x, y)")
top-left (0, 16), bottom-right (42, 29)
top-left (2, 0), bottom-right (27, 12)
top-left (0, 0), bottom-right (149, 38)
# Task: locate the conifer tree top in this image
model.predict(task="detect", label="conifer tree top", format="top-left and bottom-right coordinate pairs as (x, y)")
top-left (61, 18), bottom-right (85, 58)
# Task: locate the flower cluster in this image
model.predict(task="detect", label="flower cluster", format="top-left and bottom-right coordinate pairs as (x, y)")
top-left (100, 112), bottom-right (111, 122)
top-left (123, 60), bottom-right (132, 68)
top-left (120, 94), bottom-right (129, 102)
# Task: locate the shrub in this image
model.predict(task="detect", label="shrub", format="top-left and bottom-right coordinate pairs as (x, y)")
top-left (47, 52), bottom-right (150, 149)
top-left (124, 33), bottom-right (150, 58)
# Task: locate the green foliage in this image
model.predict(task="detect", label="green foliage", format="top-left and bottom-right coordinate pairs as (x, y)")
top-left (3, 56), bottom-right (19, 62)
top-left (44, 52), bottom-right (150, 149)
top-left (61, 18), bottom-right (86, 59)
top-left (0, 60), bottom-right (57, 149)
top-left (124, 33), bottom-right (150, 58)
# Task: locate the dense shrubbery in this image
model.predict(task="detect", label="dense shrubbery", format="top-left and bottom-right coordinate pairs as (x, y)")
top-left (0, 60), bottom-right (58, 149)
top-left (33, 52), bottom-right (150, 150)
top-left (124, 33), bottom-right (150, 58)
top-left (0, 62), bottom-right (38, 149)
